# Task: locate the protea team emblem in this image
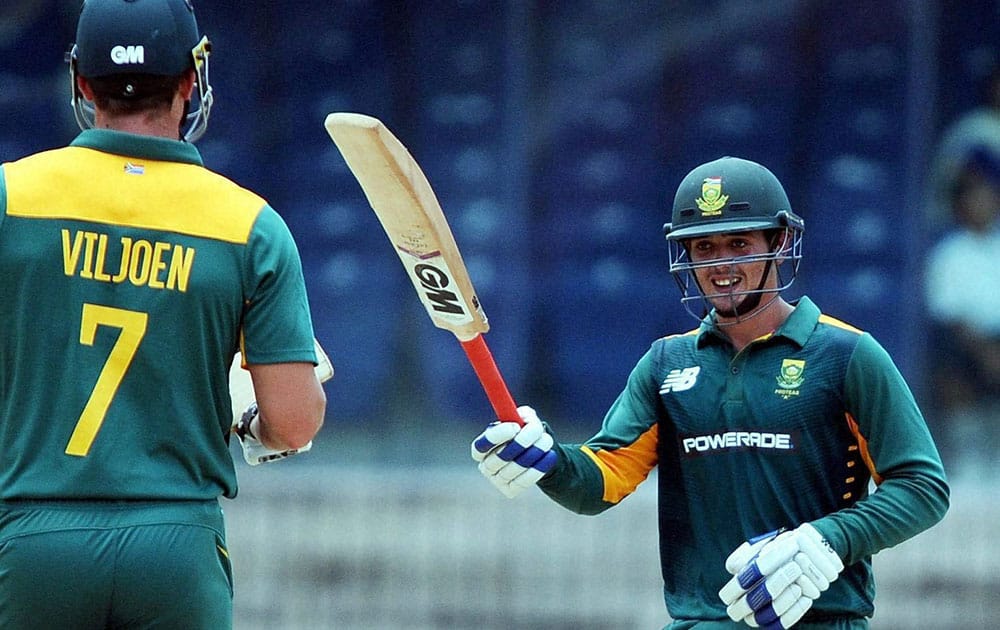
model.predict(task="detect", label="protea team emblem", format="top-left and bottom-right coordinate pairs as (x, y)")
top-left (696, 176), bottom-right (728, 214)
top-left (775, 359), bottom-right (805, 399)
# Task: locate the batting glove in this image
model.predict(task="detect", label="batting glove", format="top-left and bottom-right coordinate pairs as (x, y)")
top-left (233, 402), bottom-right (313, 466)
top-left (719, 523), bottom-right (844, 629)
top-left (471, 405), bottom-right (558, 498)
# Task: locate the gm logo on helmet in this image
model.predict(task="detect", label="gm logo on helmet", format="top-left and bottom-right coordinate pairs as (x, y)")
top-left (111, 45), bottom-right (145, 65)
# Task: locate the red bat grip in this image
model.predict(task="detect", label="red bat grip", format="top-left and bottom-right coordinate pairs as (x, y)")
top-left (460, 334), bottom-right (522, 425)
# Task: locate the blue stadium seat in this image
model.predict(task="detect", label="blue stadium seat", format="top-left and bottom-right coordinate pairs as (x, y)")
top-left (539, 200), bottom-right (668, 262)
top-left (811, 1), bottom-right (907, 50)
top-left (303, 251), bottom-right (405, 421)
top-left (536, 256), bottom-right (678, 422)
top-left (410, 141), bottom-right (506, 201)
top-left (801, 154), bottom-right (905, 265)
top-left (809, 98), bottom-right (905, 157)
top-left (662, 26), bottom-right (803, 180)
top-left (934, 0), bottom-right (999, 124)
top-left (800, 266), bottom-right (916, 378)
top-left (0, 78), bottom-right (75, 158)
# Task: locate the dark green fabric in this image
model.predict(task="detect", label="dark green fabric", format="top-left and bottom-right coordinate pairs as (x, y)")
top-left (0, 500), bottom-right (232, 629)
top-left (0, 130), bottom-right (315, 501)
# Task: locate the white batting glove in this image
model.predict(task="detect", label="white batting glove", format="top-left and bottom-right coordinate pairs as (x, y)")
top-left (719, 523), bottom-right (844, 629)
top-left (470, 405), bottom-right (558, 498)
top-left (233, 402), bottom-right (313, 466)
top-left (723, 528), bottom-right (785, 574)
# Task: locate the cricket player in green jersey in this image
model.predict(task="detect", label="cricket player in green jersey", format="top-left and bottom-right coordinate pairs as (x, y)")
top-left (471, 157), bottom-right (949, 629)
top-left (0, 1), bottom-right (326, 628)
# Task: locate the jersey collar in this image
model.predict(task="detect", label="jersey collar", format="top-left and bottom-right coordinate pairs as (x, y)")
top-left (696, 295), bottom-right (820, 349)
top-left (70, 129), bottom-right (204, 167)
top-left (774, 296), bottom-right (820, 347)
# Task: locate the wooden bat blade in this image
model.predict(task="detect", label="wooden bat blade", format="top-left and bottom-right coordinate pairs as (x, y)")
top-left (323, 112), bottom-right (488, 341)
top-left (324, 112), bottom-right (521, 424)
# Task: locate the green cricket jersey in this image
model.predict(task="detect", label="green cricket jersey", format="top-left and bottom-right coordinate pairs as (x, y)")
top-left (0, 130), bottom-right (316, 501)
top-left (538, 297), bottom-right (949, 626)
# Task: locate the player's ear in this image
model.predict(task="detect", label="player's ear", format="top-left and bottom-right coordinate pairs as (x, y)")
top-left (178, 69), bottom-right (196, 101)
top-left (769, 229), bottom-right (793, 259)
top-left (77, 76), bottom-right (96, 101)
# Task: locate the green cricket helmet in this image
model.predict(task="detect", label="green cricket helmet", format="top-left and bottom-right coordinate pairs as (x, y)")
top-left (68, 0), bottom-right (214, 142)
top-left (662, 156), bottom-right (805, 321)
top-left (664, 156), bottom-right (803, 239)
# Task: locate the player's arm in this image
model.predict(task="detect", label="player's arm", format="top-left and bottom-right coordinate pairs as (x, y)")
top-left (234, 203), bottom-right (331, 463)
top-left (717, 335), bottom-right (950, 628)
top-left (247, 361), bottom-right (325, 450)
top-left (535, 442), bottom-right (615, 515)
top-left (812, 333), bottom-right (949, 565)
top-left (537, 370), bottom-right (661, 515)
top-left (229, 338), bottom-right (331, 465)
top-left (544, 347), bottom-right (662, 510)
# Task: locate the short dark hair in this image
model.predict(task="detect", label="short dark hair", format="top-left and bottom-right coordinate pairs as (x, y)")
top-left (86, 73), bottom-right (183, 116)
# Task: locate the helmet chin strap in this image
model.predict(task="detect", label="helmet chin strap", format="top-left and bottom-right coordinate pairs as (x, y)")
top-left (703, 258), bottom-right (780, 327)
top-left (179, 99), bottom-right (190, 140)
top-left (712, 289), bottom-right (783, 327)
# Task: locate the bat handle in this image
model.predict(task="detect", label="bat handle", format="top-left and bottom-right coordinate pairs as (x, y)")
top-left (460, 334), bottom-right (523, 425)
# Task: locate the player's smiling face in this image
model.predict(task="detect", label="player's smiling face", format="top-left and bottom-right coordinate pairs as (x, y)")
top-left (685, 230), bottom-right (778, 311)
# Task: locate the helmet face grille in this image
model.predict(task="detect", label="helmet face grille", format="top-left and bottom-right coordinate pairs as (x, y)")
top-left (667, 226), bottom-right (804, 323)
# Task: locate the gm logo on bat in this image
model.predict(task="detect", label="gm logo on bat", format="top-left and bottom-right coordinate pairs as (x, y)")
top-left (406, 259), bottom-right (474, 325)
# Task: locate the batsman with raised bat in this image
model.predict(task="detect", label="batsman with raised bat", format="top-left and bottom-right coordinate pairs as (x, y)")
top-left (472, 157), bottom-right (950, 629)
top-left (0, 1), bottom-right (326, 628)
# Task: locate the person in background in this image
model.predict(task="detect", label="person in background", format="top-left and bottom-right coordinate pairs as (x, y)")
top-left (471, 157), bottom-right (949, 629)
top-left (923, 147), bottom-right (1000, 475)
top-left (927, 62), bottom-right (1000, 227)
top-left (0, 1), bottom-right (325, 628)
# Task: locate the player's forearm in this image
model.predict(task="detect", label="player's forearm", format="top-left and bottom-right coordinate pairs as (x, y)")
top-left (256, 388), bottom-right (326, 450)
top-left (812, 464), bottom-right (950, 566)
top-left (537, 443), bottom-right (615, 515)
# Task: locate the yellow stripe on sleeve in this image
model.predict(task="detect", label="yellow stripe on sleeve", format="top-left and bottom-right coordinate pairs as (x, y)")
top-left (579, 423), bottom-right (660, 504)
top-left (845, 412), bottom-right (883, 485)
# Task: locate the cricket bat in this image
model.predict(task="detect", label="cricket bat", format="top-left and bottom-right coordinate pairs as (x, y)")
top-left (323, 112), bottom-right (521, 425)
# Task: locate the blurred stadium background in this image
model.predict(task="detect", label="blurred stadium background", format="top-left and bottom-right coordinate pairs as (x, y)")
top-left (2, 0), bottom-right (997, 627)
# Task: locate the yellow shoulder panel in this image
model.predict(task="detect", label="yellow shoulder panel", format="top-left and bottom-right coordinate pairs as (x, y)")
top-left (656, 328), bottom-right (700, 343)
top-left (5, 147), bottom-right (264, 244)
top-left (817, 314), bottom-right (863, 335)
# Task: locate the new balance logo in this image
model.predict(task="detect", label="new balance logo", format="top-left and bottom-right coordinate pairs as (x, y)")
top-left (660, 366), bottom-right (700, 393)
top-left (111, 45), bottom-right (145, 65)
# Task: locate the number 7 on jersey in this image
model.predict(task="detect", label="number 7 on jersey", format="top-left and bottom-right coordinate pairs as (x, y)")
top-left (65, 304), bottom-right (148, 456)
